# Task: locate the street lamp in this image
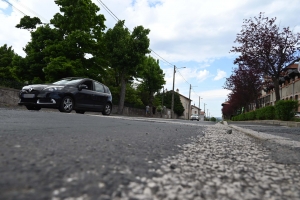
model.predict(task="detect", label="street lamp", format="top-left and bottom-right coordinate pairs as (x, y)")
top-left (188, 84), bottom-right (197, 120)
top-left (171, 65), bottom-right (186, 119)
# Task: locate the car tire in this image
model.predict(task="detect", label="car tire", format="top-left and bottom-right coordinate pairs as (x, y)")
top-left (59, 96), bottom-right (74, 113)
top-left (102, 103), bottom-right (111, 116)
top-left (75, 110), bottom-right (85, 114)
top-left (26, 105), bottom-right (41, 111)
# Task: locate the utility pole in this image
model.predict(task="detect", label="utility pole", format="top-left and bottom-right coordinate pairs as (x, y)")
top-left (204, 103), bottom-right (206, 120)
top-left (199, 96), bottom-right (202, 115)
top-left (171, 65), bottom-right (175, 119)
top-left (188, 84), bottom-right (191, 120)
top-left (207, 109), bottom-right (208, 120)
top-left (171, 65), bottom-right (186, 119)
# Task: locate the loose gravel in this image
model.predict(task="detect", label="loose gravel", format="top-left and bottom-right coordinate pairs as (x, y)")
top-left (113, 123), bottom-right (300, 200)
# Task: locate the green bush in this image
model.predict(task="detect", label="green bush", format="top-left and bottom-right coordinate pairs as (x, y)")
top-left (210, 117), bottom-right (216, 122)
top-left (245, 111), bottom-right (256, 120)
top-left (275, 100), bottom-right (298, 121)
top-left (256, 106), bottom-right (275, 120)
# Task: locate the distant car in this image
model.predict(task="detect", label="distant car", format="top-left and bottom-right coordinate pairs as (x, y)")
top-left (190, 114), bottom-right (199, 121)
top-left (295, 112), bottom-right (300, 118)
top-left (18, 77), bottom-right (112, 115)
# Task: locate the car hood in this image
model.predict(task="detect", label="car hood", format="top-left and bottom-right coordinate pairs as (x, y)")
top-left (22, 84), bottom-right (64, 91)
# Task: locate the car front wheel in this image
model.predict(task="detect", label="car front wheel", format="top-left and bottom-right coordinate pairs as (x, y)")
top-left (102, 103), bottom-right (111, 116)
top-left (59, 96), bottom-right (73, 113)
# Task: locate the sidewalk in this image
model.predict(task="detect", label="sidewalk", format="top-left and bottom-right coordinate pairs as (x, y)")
top-left (225, 119), bottom-right (300, 127)
top-left (223, 121), bottom-right (300, 149)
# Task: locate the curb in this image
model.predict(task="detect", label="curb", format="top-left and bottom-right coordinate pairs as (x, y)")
top-left (223, 121), bottom-right (300, 148)
top-left (226, 120), bottom-right (300, 127)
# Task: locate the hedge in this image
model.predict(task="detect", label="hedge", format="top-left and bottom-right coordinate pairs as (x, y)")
top-left (231, 100), bottom-right (298, 121)
top-left (275, 100), bottom-right (298, 121)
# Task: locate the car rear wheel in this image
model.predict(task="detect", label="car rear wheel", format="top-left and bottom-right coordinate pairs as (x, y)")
top-left (59, 96), bottom-right (73, 113)
top-left (26, 105), bottom-right (41, 111)
top-left (102, 103), bottom-right (111, 116)
top-left (75, 110), bottom-right (85, 114)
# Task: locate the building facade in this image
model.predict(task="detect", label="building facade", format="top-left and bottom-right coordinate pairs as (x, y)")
top-left (221, 62), bottom-right (300, 119)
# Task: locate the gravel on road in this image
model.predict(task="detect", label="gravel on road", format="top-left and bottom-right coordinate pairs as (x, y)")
top-left (116, 123), bottom-right (300, 200)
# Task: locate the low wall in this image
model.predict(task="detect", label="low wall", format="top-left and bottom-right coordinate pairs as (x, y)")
top-left (0, 87), bottom-right (177, 119)
top-left (0, 86), bottom-right (20, 106)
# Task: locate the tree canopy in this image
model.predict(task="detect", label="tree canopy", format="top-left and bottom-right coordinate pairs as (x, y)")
top-left (13, 0), bottom-right (107, 83)
top-left (231, 12), bottom-right (300, 102)
top-left (0, 44), bottom-right (16, 80)
top-left (224, 66), bottom-right (263, 112)
top-left (137, 56), bottom-right (165, 115)
top-left (105, 20), bottom-right (150, 114)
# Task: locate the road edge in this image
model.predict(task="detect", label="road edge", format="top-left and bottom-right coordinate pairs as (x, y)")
top-left (223, 121), bottom-right (300, 149)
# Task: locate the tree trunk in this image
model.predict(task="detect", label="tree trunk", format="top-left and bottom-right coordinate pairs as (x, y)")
top-left (118, 74), bottom-right (126, 114)
top-left (272, 77), bottom-right (281, 102)
top-left (149, 91), bottom-right (154, 117)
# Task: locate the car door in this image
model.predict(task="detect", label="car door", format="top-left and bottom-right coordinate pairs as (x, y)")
top-left (74, 80), bottom-right (95, 110)
top-left (93, 81), bottom-right (108, 111)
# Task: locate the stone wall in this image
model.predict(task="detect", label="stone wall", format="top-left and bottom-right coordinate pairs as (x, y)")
top-left (0, 87), bottom-right (177, 118)
top-left (0, 86), bottom-right (20, 106)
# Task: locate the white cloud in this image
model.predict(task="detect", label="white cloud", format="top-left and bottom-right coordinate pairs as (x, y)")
top-left (213, 69), bottom-right (227, 81)
top-left (0, 1), bottom-right (8, 9)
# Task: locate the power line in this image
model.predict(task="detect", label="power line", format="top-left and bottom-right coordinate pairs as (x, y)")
top-left (2, 0), bottom-right (49, 24)
top-left (96, 0), bottom-right (177, 68)
top-left (2, 0), bottom-right (27, 16)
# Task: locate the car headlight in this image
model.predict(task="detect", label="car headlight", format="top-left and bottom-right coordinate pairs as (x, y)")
top-left (43, 86), bottom-right (64, 91)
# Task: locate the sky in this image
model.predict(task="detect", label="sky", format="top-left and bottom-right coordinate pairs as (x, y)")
top-left (1, 0), bottom-right (300, 118)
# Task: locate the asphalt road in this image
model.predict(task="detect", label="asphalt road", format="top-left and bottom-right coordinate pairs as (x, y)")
top-left (0, 108), bottom-right (214, 200)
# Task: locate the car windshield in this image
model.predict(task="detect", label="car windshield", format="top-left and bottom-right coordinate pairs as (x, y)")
top-left (52, 78), bottom-right (83, 85)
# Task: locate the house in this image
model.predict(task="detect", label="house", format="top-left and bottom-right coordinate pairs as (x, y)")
top-left (256, 63), bottom-right (300, 111)
top-left (191, 104), bottom-right (201, 116)
top-left (199, 111), bottom-right (205, 121)
top-left (176, 89), bottom-right (192, 120)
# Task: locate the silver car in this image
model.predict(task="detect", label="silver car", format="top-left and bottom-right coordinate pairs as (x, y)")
top-left (190, 114), bottom-right (199, 121)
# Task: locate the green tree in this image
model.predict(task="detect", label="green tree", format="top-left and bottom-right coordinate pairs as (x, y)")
top-left (156, 91), bottom-right (184, 116)
top-left (13, 0), bottom-right (107, 83)
top-left (137, 56), bottom-right (165, 116)
top-left (0, 44), bottom-right (17, 80)
top-left (231, 13), bottom-right (300, 102)
top-left (210, 117), bottom-right (216, 122)
top-left (105, 20), bottom-right (150, 114)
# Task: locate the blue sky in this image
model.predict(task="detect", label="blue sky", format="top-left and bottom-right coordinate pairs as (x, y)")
top-left (1, 0), bottom-right (300, 117)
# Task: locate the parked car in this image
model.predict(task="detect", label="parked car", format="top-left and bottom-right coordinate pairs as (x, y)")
top-left (18, 77), bottom-right (112, 115)
top-left (295, 112), bottom-right (300, 118)
top-left (190, 114), bottom-right (199, 121)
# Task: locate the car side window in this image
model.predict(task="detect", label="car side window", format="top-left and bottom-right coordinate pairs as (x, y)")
top-left (81, 81), bottom-right (93, 90)
top-left (104, 86), bottom-right (111, 94)
top-left (95, 82), bottom-right (105, 93)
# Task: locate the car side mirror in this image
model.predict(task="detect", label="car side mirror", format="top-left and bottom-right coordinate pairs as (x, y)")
top-left (78, 84), bottom-right (88, 91)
